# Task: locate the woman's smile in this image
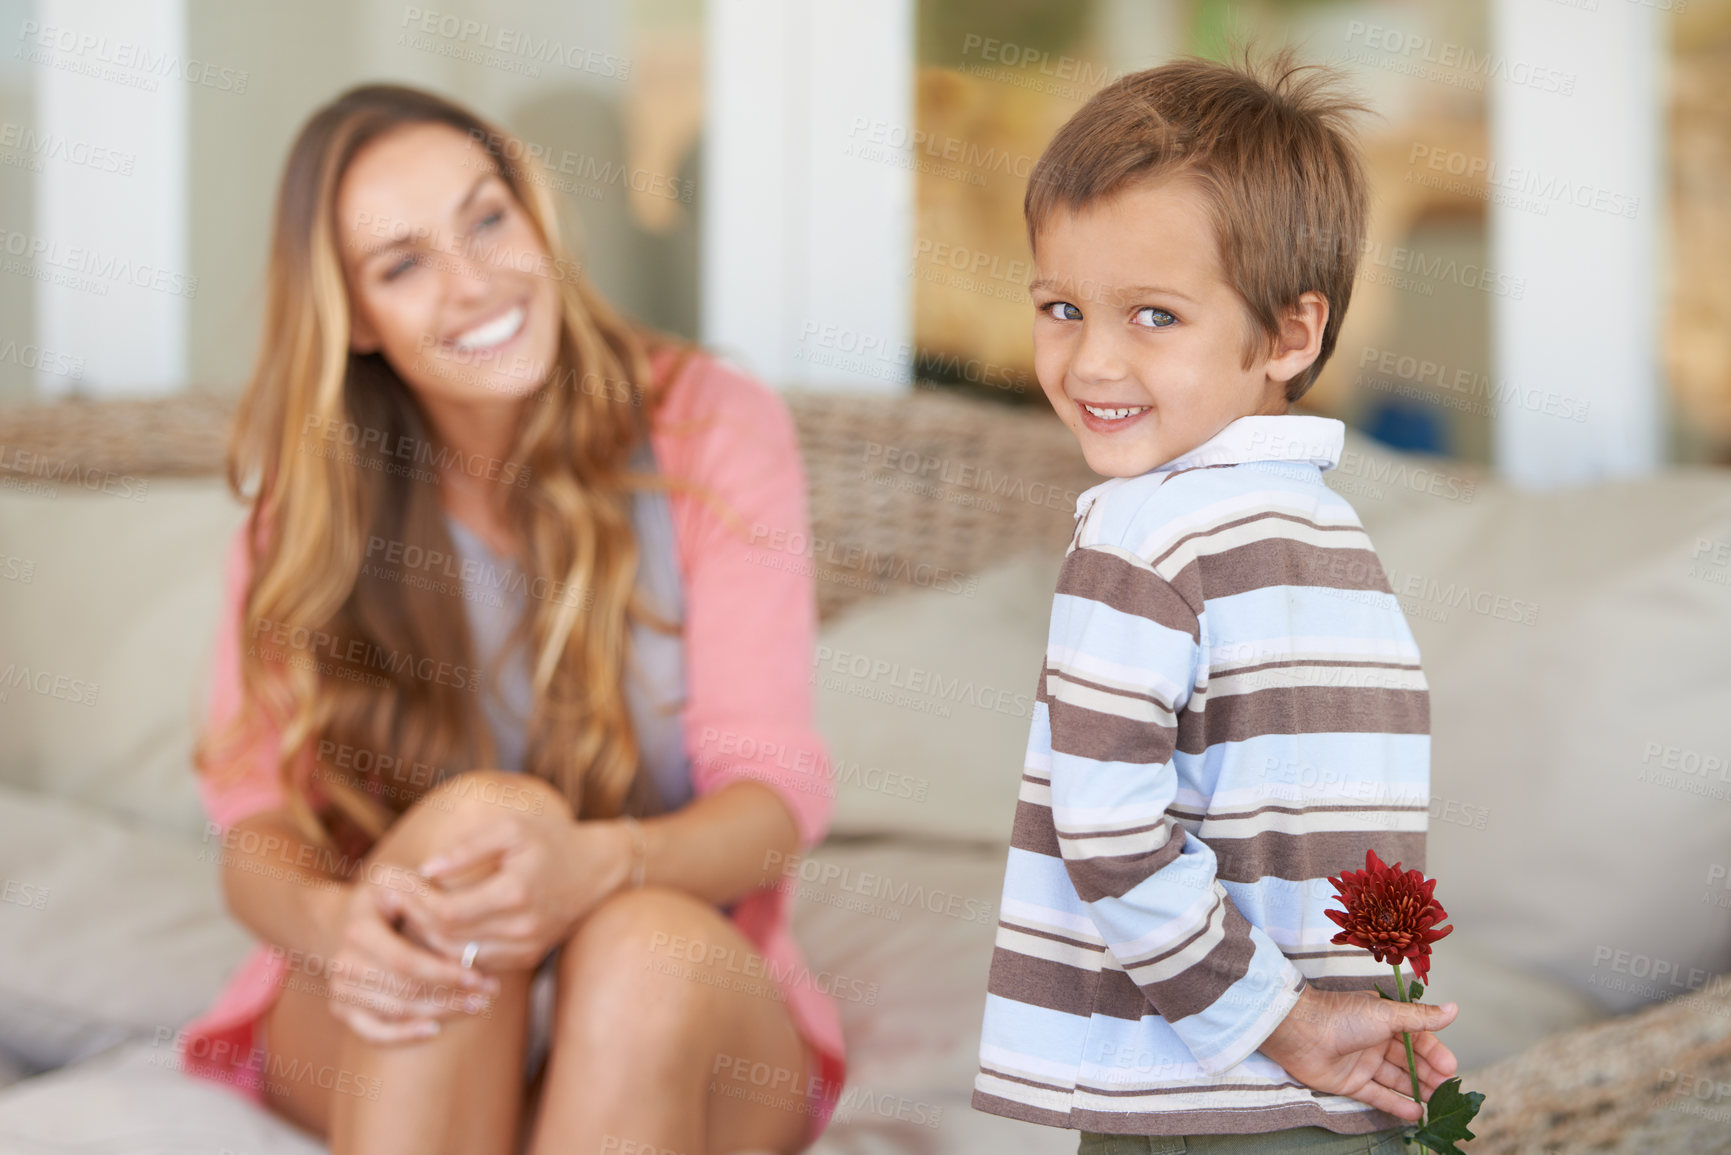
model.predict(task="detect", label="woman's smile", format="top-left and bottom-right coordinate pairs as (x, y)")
top-left (449, 300), bottom-right (528, 354)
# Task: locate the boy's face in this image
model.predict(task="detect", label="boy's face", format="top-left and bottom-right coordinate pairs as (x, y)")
top-left (1030, 177), bottom-right (1304, 478)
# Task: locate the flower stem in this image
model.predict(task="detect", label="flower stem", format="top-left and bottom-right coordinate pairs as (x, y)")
top-left (1392, 962), bottom-right (1424, 1128)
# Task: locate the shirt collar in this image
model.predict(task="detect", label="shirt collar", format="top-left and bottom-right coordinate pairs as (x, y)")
top-left (1072, 415), bottom-right (1346, 521)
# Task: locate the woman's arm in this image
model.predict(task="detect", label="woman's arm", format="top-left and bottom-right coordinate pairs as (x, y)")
top-left (217, 808), bottom-right (348, 959)
top-left (656, 358), bottom-right (835, 879)
top-left (605, 779), bottom-right (800, 905)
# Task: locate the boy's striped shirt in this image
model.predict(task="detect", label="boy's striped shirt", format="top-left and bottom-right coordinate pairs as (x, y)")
top-left (973, 416), bottom-right (1430, 1136)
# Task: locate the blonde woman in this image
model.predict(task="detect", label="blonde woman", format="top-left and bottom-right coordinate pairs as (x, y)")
top-left (179, 84), bottom-right (845, 1154)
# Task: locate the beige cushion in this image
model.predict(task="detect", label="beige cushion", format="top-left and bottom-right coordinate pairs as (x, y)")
top-left (818, 548), bottom-right (1062, 845)
top-left (1349, 453), bottom-right (1731, 1015)
top-left (0, 1041), bottom-right (325, 1155)
top-left (0, 785), bottom-right (254, 1071)
top-left (0, 479), bottom-right (246, 838)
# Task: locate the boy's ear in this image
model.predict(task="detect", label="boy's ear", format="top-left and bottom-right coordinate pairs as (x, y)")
top-left (1265, 291), bottom-right (1328, 387)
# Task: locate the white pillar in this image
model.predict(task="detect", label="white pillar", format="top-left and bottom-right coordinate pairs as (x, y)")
top-left (702, 0), bottom-right (913, 391)
top-left (31, 0), bottom-right (188, 399)
top-left (1488, 0), bottom-right (1664, 488)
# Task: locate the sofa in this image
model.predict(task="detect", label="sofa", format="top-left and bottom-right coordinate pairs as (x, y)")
top-left (1, 387), bottom-right (1729, 1153)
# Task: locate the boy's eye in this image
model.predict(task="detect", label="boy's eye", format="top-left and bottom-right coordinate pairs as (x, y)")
top-left (1041, 301), bottom-right (1082, 322)
top-left (474, 208), bottom-right (504, 231)
top-left (1134, 307), bottom-right (1177, 329)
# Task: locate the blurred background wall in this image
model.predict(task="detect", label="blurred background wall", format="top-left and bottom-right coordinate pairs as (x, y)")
top-left (1, 0), bottom-right (1727, 484)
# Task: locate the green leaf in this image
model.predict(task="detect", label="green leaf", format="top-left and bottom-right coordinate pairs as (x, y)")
top-left (1374, 981), bottom-right (1396, 1001)
top-left (1409, 980), bottom-right (1425, 1002)
top-left (1407, 1077), bottom-right (1485, 1155)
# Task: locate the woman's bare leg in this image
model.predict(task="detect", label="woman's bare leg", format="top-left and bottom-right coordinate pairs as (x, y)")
top-left (526, 886), bottom-right (818, 1155)
top-left (260, 770), bottom-right (567, 1155)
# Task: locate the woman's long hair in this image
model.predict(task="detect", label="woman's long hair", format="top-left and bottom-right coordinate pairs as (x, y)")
top-left (194, 83), bottom-right (701, 856)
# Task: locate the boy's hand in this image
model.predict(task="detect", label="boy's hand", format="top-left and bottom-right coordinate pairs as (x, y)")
top-left (1259, 985), bottom-right (1459, 1121)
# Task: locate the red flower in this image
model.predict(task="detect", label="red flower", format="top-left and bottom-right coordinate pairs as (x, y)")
top-left (1325, 849), bottom-right (1454, 984)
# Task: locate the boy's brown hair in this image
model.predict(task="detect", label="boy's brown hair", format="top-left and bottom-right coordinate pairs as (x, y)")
top-left (1024, 49), bottom-right (1370, 403)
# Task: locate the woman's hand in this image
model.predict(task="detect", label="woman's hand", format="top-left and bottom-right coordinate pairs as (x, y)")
top-left (396, 810), bottom-right (633, 972)
top-left (320, 862), bottom-right (502, 1044)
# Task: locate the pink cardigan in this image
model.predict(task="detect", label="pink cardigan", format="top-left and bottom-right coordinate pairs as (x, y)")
top-left (179, 350), bottom-right (847, 1140)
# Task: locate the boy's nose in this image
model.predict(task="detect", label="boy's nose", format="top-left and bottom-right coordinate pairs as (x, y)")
top-left (1068, 326), bottom-right (1132, 387)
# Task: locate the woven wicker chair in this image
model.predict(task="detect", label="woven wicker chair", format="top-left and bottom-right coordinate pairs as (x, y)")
top-left (3, 390), bottom-right (1728, 1153)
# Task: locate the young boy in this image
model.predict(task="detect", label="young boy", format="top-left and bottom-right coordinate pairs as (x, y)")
top-left (973, 53), bottom-right (1460, 1153)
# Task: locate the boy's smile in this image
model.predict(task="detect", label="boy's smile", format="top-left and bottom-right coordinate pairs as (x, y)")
top-left (1030, 177), bottom-right (1315, 478)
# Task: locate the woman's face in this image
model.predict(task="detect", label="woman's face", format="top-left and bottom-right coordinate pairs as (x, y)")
top-left (335, 122), bottom-right (563, 407)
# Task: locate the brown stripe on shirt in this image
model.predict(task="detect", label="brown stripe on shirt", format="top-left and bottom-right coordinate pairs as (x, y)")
top-left (1176, 684), bottom-right (1430, 754)
top-left (1175, 801), bottom-right (1428, 824)
top-left (1205, 829), bottom-right (1428, 883)
top-left (983, 941), bottom-right (1104, 1019)
top-left (1208, 656), bottom-right (1422, 680)
top-left (1010, 791), bottom-right (1064, 858)
top-left (1150, 509), bottom-right (1368, 573)
top-left (1192, 537), bottom-right (1396, 600)
top-left (1044, 665), bottom-right (1186, 715)
top-left (1048, 689), bottom-right (1181, 764)
top-left (1130, 897), bottom-right (1261, 1023)
top-left (1057, 822), bottom-right (1189, 902)
top-left (1057, 546), bottom-right (1201, 640)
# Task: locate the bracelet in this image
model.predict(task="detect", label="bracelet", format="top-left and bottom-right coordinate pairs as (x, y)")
top-left (619, 814), bottom-right (647, 889)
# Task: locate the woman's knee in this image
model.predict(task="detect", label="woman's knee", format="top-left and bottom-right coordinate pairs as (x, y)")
top-left (419, 769), bottom-right (571, 825)
top-left (552, 887), bottom-right (729, 1043)
top-left (361, 769), bottom-right (569, 875)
